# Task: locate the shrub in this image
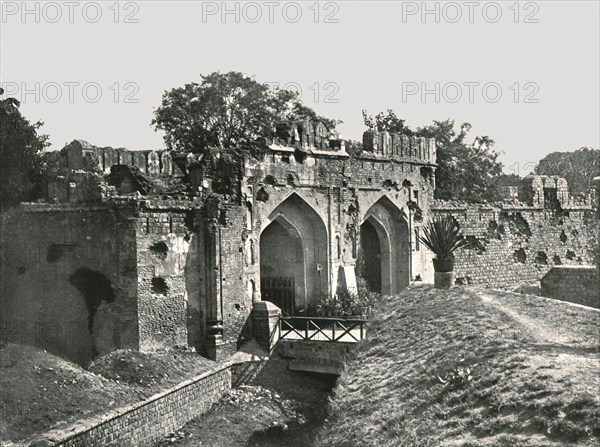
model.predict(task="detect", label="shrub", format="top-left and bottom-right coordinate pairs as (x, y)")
top-left (420, 215), bottom-right (467, 259)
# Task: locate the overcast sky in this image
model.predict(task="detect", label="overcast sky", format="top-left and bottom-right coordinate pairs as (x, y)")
top-left (2, 0), bottom-right (599, 175)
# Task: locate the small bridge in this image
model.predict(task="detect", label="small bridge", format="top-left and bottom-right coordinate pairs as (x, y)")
top-left (277, 316), bottom-right (368, 375)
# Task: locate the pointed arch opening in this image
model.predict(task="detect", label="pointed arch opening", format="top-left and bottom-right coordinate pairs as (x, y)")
top-left (359, 196), bottom-right (410, 295)
top-left (259, 194), bottom-right (328, 314)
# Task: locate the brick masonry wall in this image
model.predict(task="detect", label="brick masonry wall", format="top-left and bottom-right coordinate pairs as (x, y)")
top-left (134, 209), bottom-right (203, 353)
top-left (0, 204), bottom-right (139, 366)
top-left (36, 365), bottom-right (231, 447)
top-left (541, 266), bottom-right (600, 308)
top-left (244, 152), bottom-right (437, 302)
top-left (432, 203), bottom-right (595, 289)
top-left (215, 204), bottom-right (252, 357)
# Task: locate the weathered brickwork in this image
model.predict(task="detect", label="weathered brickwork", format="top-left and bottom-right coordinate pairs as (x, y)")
top-left (432, 202), bottom-right (595, 289)
top-left (0, 204), bottom-right (139, 366)
top-left (135, 210), bottom-right (196, 353)
top-left (541, 266), bottom-right (600, 308)
top-left (35, 365), bottom-right (231, 447)
top-left (3, 121), bottom-right (595, 363)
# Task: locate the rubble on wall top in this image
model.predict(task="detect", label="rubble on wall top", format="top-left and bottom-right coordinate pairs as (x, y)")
top-left (270, 120), bottom-right (349, 157)
top-left (362, 130), bottom-right (437, 165)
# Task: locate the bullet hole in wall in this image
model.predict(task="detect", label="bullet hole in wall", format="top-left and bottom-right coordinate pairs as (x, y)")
top-left (151, 277), bottom-right (169, 295)
top-left (465, 236), bottom-right (487, 254)
top-left (514, 248), bottom-right (527, 264)
top-left (149, 241), bottom-right (169, 261)
top-left (535, 251), bottom-right (548, 265)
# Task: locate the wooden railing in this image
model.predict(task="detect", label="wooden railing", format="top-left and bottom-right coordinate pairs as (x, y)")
top-left (279, 317), bottom-right (368, 343)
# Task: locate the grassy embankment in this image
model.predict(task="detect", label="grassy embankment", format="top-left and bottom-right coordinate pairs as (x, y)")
top-left (316, 285), bottom-right (600, 447)
top-left (0, 345), bottom-right (216, 443)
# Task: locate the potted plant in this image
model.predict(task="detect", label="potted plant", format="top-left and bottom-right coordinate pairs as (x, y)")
top-left (419, 216), bottom-right (467, 288)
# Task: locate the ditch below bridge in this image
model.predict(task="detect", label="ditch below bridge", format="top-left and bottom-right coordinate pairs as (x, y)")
top-left (276, 316), bottom-right (368, 375)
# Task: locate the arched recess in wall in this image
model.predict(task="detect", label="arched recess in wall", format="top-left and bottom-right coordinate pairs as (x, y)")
top-left (359, 196), bottom-right (410, 295)
top-left (259, 193), bottom-right (328, 315)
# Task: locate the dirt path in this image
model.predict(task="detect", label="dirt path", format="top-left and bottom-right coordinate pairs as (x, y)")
top-left (476, 288), bottom-right (600, 398)
top-left (478, 291), bottom-right (574, 344)
top-left (477, 289), bottom-right (599, 347)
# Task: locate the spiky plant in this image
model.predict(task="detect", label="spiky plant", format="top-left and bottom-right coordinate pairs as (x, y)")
top-left (419, 216), bottom-right (467, 259)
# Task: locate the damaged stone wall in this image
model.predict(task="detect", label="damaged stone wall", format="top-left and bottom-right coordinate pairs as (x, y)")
top-left (1, 123), bottom-right (439, 362)
top-left (238, 125), bottom-right (437, 314)
top-left (44, 140), bottom-right (185, 204)
top-left (134, 203), bottom-right (201, 354)
top-left (209, 203), bottom-right (250, 360)
top-left (432, 201), bottom-right (595, 289)
top-left (0, 204), bottom-right (139, 366)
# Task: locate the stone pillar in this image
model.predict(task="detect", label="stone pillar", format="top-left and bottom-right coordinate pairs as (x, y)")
top-left (203, 221), bottom-right (226, 361)
top-left (252, 301), bottom-right (281, 353)
top-left (362, 130), bottom-right (378, 152)
top-left (147, 151), bottom-right (160, 175)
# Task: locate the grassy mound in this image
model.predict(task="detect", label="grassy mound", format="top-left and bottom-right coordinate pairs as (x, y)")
top-left (0, 344), bottom-right (217, 443)
top-left (0, 343), bottom-right (143, 442)
top-left (316, 285), bottom-right (600, 447)
top-left (88, 348), bottom-right (215, 388)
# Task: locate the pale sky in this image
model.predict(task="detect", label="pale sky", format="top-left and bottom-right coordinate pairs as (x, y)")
top-left (1, 0), bottom-right (599, 175)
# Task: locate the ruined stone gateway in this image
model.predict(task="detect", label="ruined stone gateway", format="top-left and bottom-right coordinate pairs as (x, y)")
top-left (0, 121), bottom-right (596, 364)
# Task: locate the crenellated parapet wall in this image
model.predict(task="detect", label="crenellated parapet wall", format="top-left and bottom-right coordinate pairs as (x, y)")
top-left (273, 120), bottom-right (346, 153)
top-left (62, 140), bottom-right (181, 176)
top-left (431, 196), bottom-right (595, 289)
top-left (44, 140), bottom-right (188, 204)
top-left (362, 130), bottom-right (437, 165)
top-left (519, 175), bottom-right (571, 208)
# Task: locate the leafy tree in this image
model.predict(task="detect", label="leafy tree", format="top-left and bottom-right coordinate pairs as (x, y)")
top-left (360, 111), bottom-right (504, 202)
top-left (416, 119), bottom-right (502, 202)
top-left (493, 173), bottom-right (522, 188)
top-left (415, 120), bottom-right (503, 202)
top-left (0, 88), bottom-right (49, 209)
top-left (534, 148), bottom-right (600, 198)
top-left (152, 71), bottom-right (339, 158)
top-left (362, 109), bottom-right (412, 135)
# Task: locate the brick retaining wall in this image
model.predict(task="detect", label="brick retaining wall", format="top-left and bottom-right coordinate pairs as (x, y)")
top-left (35, 365), bottom-right (231, 446)
top-left (541, 266), bottom-right (600, 308)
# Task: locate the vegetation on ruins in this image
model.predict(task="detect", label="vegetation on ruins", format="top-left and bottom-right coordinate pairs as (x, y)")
top-left (363, 110), bottom-right (504, 203)
top-left (151, 71), bottom-right (339, 159)
top-left (0, 87), bottom-right (49, 209)
top-left (362, 109), bottom-right (411, 134)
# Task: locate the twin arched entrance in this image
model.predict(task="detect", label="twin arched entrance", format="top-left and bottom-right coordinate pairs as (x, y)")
top-left (259, 194), bottom-right (410, 314)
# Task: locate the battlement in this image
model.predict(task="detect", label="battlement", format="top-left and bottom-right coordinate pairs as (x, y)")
top-left (362, 131), bottom-right (436, 165)
top-left (433, 175), bottom-right (592, 212)
top-left (520, 175), bottom-right (571, 208)
top-left (271, 120), bottom-right (347, 155)
top-left (62, 140), bottom-right (182, 176)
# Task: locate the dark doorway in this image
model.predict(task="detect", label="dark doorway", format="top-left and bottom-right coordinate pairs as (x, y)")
top-left (260, 220), bottom-right (301, 316)
top-left (259, 193), bottom-right (329, 313)
top-left (359, 220), bottom-right (382, 293)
